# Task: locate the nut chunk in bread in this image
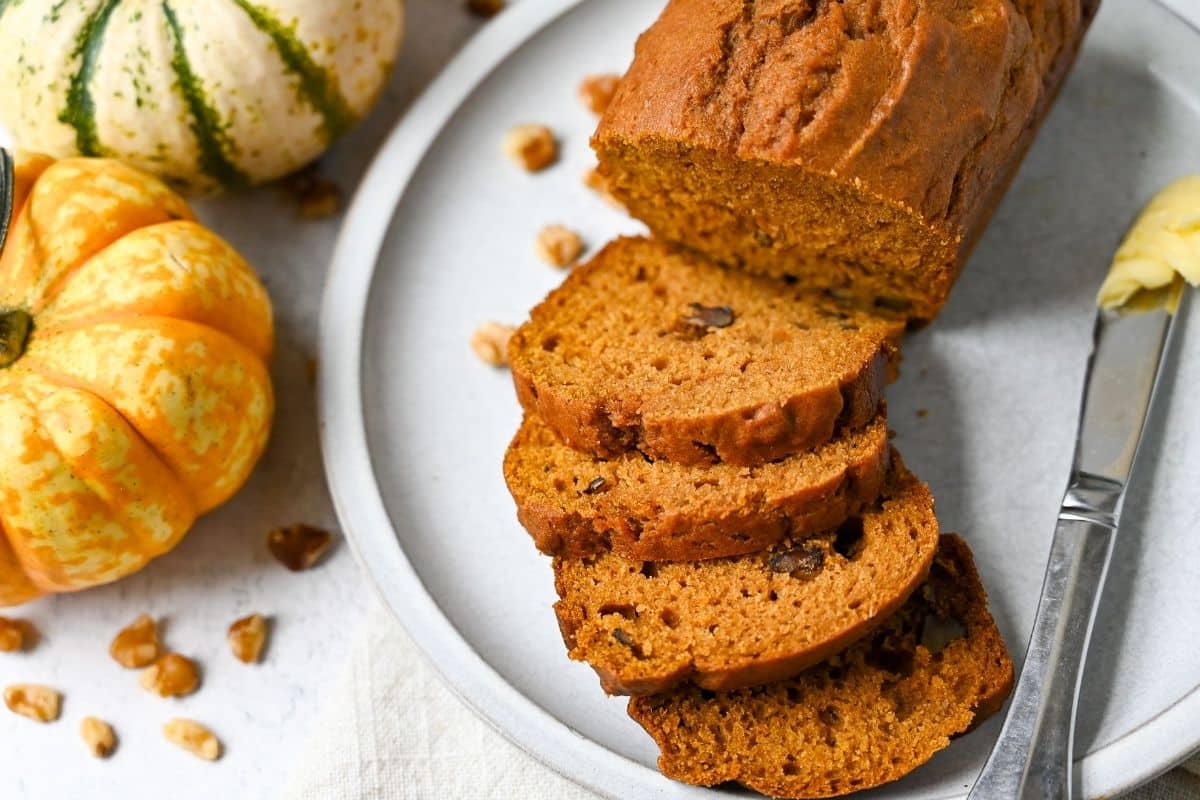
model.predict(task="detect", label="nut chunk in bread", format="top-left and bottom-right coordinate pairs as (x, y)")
top-left (628, 535), bottom-right (1014, 799)
top-left (594, 0), bottom-right (1099, 320)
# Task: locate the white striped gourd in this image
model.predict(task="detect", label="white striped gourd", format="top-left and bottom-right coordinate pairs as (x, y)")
top-left (0, 0), bottom-right (403, 193)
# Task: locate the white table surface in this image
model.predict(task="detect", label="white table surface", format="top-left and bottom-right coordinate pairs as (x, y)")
top-left (2, 1), bottom-right (1198, 798)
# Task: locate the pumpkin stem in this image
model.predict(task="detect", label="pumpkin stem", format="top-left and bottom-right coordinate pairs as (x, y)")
top-left (0, 309), bottom-right (32, 368)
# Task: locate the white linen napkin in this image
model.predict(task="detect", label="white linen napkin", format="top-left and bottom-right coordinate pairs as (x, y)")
top-left (282, 600), bottom-right (1199, 800)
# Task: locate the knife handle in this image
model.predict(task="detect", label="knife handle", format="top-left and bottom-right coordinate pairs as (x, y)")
top-left (968, 517), bottom-right (1116, 800)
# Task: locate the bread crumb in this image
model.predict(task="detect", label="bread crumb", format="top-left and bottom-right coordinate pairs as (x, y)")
top-left (916, 408), bottom-right (929, 418)
top-left (163, 719), bottom-right (221, 761)
top-left (466, 0), bottom-right (505, 17)
top-left (80, 717), bottom-right (117, 758)
top-left (578, 74), bottom-right (621, 115)
top-left (503, 125), bottom-right (558, 172)
top-left (471, 322), bottom-right (517, 367)
top-left (535, 225), bottom-right (584, 268)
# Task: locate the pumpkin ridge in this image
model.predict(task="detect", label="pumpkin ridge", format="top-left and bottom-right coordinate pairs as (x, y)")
top-left (29, 385), bottom-right (197, 562)
top-left (33, 219), bottom-right (275, 359)
top-left (0, 523), bottom-right (41, 605)
top-left (16, 356), bottom-right (206, 513)
top-left (0, 379), bottom-right (195, 591)
top-left (19, 316), bottom-right (275, 512)
top-left (161, 1), bottom-right (251, 190)
top-left (58, 0), bottom-right (122, 158)
top-left (228, 0), bottom-right (357, 143)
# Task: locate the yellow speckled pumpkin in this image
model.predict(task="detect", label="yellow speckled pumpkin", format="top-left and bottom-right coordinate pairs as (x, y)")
top-left (0, 154), bottom-right (275, 606)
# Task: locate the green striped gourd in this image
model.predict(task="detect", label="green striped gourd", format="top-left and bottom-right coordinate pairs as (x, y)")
top-left (0, 0), bottom-right (403, 193)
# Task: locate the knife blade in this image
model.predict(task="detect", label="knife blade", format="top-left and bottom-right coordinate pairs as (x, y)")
top-left (968, 287), bottom-right (1188, 800)
top-left (0, 147), bottom-right (13, 256)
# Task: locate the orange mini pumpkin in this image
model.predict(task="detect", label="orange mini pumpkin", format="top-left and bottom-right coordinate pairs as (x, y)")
top-left (0, 155), bottom-right (274, 605)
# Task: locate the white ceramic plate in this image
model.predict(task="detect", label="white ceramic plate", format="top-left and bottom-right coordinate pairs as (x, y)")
top-left (319, 1), bottom-right (1200, 797)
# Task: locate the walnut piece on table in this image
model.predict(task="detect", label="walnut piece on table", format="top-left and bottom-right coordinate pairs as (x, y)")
top-left (228, 614), bottom-right (269, 664)
top-left (470, 322), bottom-right (517, 367)
top-left (139, 653), bottom-right (201, 698)
top-left (109, 613), bottom-right (161, 668)
top-left (535, 225), bottom-right (584, 268)
top-left (268, 524), bottom-right (334, 571)
top-left (503, 125), bottom-right (558, 172)
top-left (578, 73), bottom-right (621, 115)
top-left (466, 0), bottom-right (505, 18)
top-left (80, 716), bottom-right (117, 758)
top-left (0, 616), bottom-right (34, 653)
top-left (163, 718), bottom-right (221, 761)
top-left (4, 684), bottom-right (61, 722)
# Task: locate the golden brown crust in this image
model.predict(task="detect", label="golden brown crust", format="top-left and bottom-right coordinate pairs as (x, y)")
top-left (594, 0), bottom-right (1097, 319)
top-left (509, 237), bottom-right (901, 467)
top-left (628, 534), bottom-right (1014, 799)
top-left (504, 414), bottom-right (891, 561)
top-left (553, 459), bottom-right (939, 695)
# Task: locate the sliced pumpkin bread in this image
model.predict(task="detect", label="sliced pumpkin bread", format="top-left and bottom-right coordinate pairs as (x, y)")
top-left (505, 412), bottom-right (890, 562)
top-left (628, 534), bottom-right (1014, 799)
top-left (509, 236), bottom-right (902, 468)
top-left (552, 458), bottom-right (938, 695)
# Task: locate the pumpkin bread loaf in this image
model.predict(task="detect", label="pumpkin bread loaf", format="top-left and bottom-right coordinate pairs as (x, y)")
top-left (629, 534), bottom-right (1014, 798)
top-left (504, 412), bottom-right (890, 562)
top-left (594, 0), bottom-right (1100, 320)
top-left (509, 237), bottom-right (901, 467)
top-left (553, 458), bottom-right (938, 695)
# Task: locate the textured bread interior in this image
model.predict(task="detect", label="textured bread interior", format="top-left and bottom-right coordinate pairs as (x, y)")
top-left (509, 237), bottom-right (902, 467)
top-left (553, 460), bottom-right (939, 695)
top-left (595, 141), bottom-right (956, 320)
top-left (504, 413), bottom-right (890, 562)
top-left (628, 534), bottom-right (1014, 799)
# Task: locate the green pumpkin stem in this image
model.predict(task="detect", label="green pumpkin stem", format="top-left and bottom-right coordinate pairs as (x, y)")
top-left (0, 308), bottom-right (32, 368)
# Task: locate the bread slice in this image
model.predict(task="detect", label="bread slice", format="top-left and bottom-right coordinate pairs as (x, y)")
top-left (509, 237), bottom-right (902, 468)
top-left (628, 534), bottom-right (1014, 798)
top-left (592, 0), bottom-right (1098, 321)
top-left (505, 412), bottom-right (890, 561)
top-left (552, 458), bottom-right (937, 695)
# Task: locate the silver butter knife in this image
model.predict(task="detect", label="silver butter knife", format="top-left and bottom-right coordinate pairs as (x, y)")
top-left (0, 147), bottom-right (13, 255)
top-left (969, 285), bottom-right (1189, 799)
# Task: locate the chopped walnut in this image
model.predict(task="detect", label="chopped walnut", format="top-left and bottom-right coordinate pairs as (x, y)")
top-left (80, 717), bottom-right (117, 758)
top-left (109, 614), bottom-right (161, 669)
top-left (466, 0), bottom-right (505, 16)
top-left (535, 225), bottom-right (584, 268)
top-left (583, 167), bottom-right (624, 208)
top-left (268, 524), bottom-right (334, 571)
top-left (4, 684), bottom-right (60, 722)
top-left (503, 124), bottom-right (558, 172)
top-left (578, 73), bottom-right (621, 115)
top-left (139, 653), bottom-right (200, 698)
top-left (470, 322), bottom-right (517, 367)
top-left (0, 616), bottom-right (33, 653)
top-left (228, 614), bottom-right (268, 664)
top-left (282, 167), bottom-right (342, 220)
top-left (163, 718), bottom-right (221, 761)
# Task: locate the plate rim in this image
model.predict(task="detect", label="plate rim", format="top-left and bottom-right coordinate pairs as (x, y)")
top-left (317, 1), bottom-right (1200, 797)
